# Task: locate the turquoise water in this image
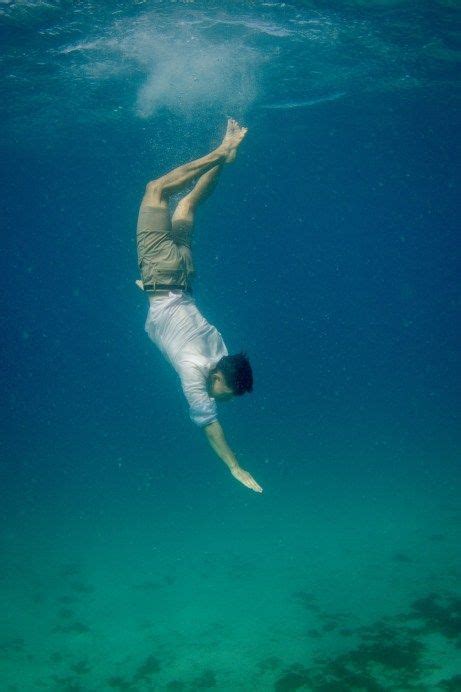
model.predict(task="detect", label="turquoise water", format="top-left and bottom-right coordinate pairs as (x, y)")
top-left (1, 1), bottom-right (460, 690)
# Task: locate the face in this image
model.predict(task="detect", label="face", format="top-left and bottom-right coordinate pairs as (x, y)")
top-left (208, 371), bottom-right (234, 402)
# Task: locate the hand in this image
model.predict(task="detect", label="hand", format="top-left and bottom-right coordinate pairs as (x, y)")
top-left (230, 465), bottom-right (263, 493)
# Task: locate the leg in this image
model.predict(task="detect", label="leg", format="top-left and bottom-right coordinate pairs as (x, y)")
top-left (142, 150), bottom-right (224, 210)
top-left (171, 165), bottom-right (222, 244)
top-left (136, 119), bottom-right (247, 290)
top-left (140, 118), bottom-right (247, 210)
top-left (137, 165), bottom-right (224, 291)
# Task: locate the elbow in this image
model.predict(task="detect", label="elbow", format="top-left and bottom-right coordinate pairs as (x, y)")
top-left (204, 420), bottom-right (219, 438)
top-left (204, 422), bottom-right (215, 436)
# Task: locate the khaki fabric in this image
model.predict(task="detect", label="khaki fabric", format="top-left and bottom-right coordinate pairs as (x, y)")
top-left (136, 206), bottom-right (195, 289)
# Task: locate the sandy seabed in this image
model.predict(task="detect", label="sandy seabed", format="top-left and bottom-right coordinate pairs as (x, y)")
top-left (1, 477), bottom-right (460, 691)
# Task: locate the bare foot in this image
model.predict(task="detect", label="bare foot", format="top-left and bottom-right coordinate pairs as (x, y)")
top-left (221, 117), bottom-right (235, 148)
top-left (221, 117), bottom-right (248, 163)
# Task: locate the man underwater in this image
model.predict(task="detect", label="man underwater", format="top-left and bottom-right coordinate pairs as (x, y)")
top-left (136, 118), bottom-right (262, 493)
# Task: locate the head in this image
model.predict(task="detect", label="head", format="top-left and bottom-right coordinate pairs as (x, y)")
top-left (207, 352), bottom-right (253, 402)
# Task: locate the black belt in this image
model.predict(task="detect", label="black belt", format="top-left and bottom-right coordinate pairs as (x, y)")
top-left (143, 283), bottom-right (191, 293)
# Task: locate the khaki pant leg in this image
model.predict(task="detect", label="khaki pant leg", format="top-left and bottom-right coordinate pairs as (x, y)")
top-left (136, 206), bottom-right (185, 287)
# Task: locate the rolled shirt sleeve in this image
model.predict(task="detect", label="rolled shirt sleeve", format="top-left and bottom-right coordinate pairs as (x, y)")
top-left (179, 362), bottom-right (218, 427)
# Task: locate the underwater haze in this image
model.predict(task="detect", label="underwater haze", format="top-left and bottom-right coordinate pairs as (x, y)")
top-left (1, 0), bottom-right (460, 689)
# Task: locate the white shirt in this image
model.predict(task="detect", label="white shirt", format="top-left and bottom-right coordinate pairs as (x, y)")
top-left (145, 292), bottom-right (228, 427)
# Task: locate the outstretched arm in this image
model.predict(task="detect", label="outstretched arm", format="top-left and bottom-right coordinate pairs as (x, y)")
top-left (204, 421), bottom-right (263, 493)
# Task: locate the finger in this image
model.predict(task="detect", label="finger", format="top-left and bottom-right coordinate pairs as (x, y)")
top-left (247, 478), bottom-right (263, 493)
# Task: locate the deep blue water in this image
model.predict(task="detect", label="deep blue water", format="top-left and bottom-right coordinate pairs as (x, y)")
top-left (1, 2), bottom-right (460, 690)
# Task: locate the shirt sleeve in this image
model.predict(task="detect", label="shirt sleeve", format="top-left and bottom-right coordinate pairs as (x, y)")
top-left (179, 362), bottom-right (218, 427)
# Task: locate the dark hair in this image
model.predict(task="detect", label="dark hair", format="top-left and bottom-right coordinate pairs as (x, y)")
top-left (214, 352), bottom-right (253, 396)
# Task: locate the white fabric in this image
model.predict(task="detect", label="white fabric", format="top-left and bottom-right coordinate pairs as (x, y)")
top-left (145, 292), bottom-right (228, 427)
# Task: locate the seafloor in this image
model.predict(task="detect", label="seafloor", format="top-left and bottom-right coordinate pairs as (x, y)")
top-left (1, 478), bottom-right (460, 691)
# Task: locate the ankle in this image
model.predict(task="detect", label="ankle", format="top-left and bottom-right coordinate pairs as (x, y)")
top-left (216, 143), bottom-right (229, 159)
